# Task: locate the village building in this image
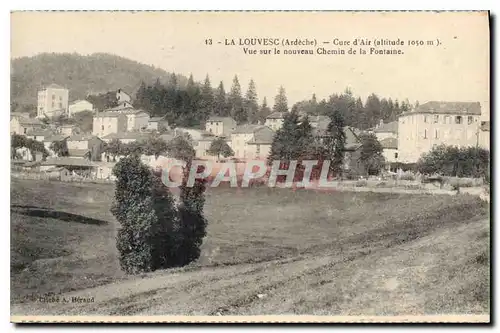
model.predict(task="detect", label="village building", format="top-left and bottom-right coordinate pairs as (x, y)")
top-left (397, 101), bottom-right (484, 163)
top-left (478, 121), bottom-right (490, 150)
top-left (102, 131), bottom-right (151, 144)
top-left (265, 112), bottom-right (287, 131)
top-left (205, 116), bottom-right (237, 136)
top-left (40, 157), bottom-right (96, 178)
top-left (173, 127), bottom-right (211, 141)
top-left (147, 116), bottom-right (169, 131)
top-left (92, 112), bottom-right (128, 137)
top-left (372, 120), bottom-right (398, 141)
top-left (25, 129), bottom-right (54, 143)
top-left (116, 89), bottom-right (132, 104)
top-left (108, 101), bottom-right (134, 111)
top-left (122, 110), bottom-right (149, 132)
top-left (10, 115), bottom-right (44, 135)
top-left (43, 134), bottom-right (70, 156)
top-left (58, 124), bottom-right (77, 137)
top-left (36, 83), bottom-right (69, 118)
top-left (230, 125), bottom-right (275, 160)
top-left (380, 137), bottom-right (399, 165)
top-left (68, 100), bottom-right (94, 117)
top-left (66, 134), bottom-right (104, 160)
top-left (194, 135), bottom-right (220, 160)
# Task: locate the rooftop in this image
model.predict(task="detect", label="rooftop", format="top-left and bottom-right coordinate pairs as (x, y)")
top-left (43, 134), bottom-right (70, 143)
top-left (67, 134), bottom-right (101, 141)
top-left (246, 127), bottom-right (275, 144)
top-left (207, 116), bottom-right (236, 122)
top-left (149, 116), bottom-right (167, 122)
top-left (103, 132), bottom-right (151, 141)
top-left (15, 117), bottom-right (43, 126)
top-left (45, 83), bottom-right (65, 90)
top-left (380, 137), bottom-right (398, 149)
top-left (94, 111), bottom-right (126, 118)
top-left (232, 124), bottom-right (270, 134)
top-left (68, 149), bottom-right (91, 157)
top-left (374, 121), bottom-right (398, 134)
top-left (406, 101), bottom-right (482, 116)
top-left (26, 129), bottom-right (54, 137)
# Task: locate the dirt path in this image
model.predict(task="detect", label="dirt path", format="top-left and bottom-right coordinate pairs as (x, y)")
top-left (11, 218), bottom-right (489, 316)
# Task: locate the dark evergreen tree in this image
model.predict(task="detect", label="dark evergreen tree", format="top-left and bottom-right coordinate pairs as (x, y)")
top-left (244, 79), bottom-right (259, 124)
top-left (214, 81), bottom-right (229, 116)
top-left (257, 97), bottom-right (271, 124)
top-left (273, 86), bottom-right (288, 113)
top-left (324, 110), bottom-right (347, 177)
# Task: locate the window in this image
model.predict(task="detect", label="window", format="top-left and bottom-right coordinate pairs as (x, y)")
top-left (34, 136), bottom-right (37, 140)
top-left (468, 116), bottom-right (473, 125)
top-left (456, 116), bottom-right (462, 124)
top-left (52, 95), bottom-right (55, 100)
top-left (256, 144), bottom-right (261, 154)
top-left (444, 116), bottom-right (449, 124)
top-left (434, 115), bottom-right (439, 123)
top-left (23, 128), bottom-right (27, 134)
top-left (59, 103), bottom-right (63, 109)
top-left (52, 102), bottom-right (55, 108)
top-left (101, 125), bottom-right (104, 130)
top-left (435, 129), bottom-right (438, 139)
top-left (424, 116), bottom-right (428, 123)
top-left (394, 152), bottom-right (398, 159)
top-left (424, 129), bottom-right (427, 139)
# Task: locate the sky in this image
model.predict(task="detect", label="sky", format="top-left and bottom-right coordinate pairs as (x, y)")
top-left (11, 11), bottom-right (489, 110)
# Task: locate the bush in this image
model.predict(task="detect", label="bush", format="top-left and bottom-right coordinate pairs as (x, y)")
top-left (111, 155), bottom-right (207, 274)
top-left (417, 145), bottom-right (489, 178)
top-left (399, 173), bottom-right (416, 181)
top-left (355, 180), bottom-right (368, 187)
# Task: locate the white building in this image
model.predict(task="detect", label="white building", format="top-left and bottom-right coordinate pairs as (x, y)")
top-left (69, 100), bottom-right (94, 117)
top-left (36, 84), bottom-right (69, 118)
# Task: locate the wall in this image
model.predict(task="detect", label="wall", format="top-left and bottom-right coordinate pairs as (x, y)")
top-left (37, 87), bottom-right (69, 118)
top-left (398, 112), bottom-right (482, 163)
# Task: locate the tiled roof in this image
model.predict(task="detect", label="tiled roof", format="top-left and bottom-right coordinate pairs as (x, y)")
top-left (410, 101), bottom-right (481, 116)
top-left (266, 112), bottom-right (287, 119)
top-left (103, 132), bottom-right (150, 141)
top-left (374, 121), bottom-right (398, 134)
top-left (208, 116), bottom-right (235, 122)
top-left (149, 116), bottom-right (166, 122)
top-left (246, 127), bottom-right (275, 144)
top-left (232, 124), bottom-right (269, 134)
top-left (43, 134), bottom-right (70, 143)
top-left (94, 111), bottom-right (126, 118)
top-left (67, 134), bottom-right (100, 141)
top-left (26, 129), bottom-right (54, 137)
top-left (68, 149), bottom-right (90, 157)
top-left (380, 137), bottom-right (398, 149)
top-left (16, 117), bottom-right (43, 126)
top-left (69, 99), bottom-right (92, 105)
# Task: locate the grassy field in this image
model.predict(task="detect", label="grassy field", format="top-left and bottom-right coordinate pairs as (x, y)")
top-left (10, 178), bottom-right (490, 316)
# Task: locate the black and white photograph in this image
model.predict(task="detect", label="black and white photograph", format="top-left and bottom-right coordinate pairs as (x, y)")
top-left (9, 11), bottom-right (491, 323)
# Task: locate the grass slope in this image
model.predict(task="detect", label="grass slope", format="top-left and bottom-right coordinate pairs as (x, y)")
top-left (10, 179), bottom-right (490, 315)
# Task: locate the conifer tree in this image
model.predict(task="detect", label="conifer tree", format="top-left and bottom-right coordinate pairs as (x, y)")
top-left (244, 79), bottom-right (259, 124)
top-left (273, 86), bottom-right (289, 113)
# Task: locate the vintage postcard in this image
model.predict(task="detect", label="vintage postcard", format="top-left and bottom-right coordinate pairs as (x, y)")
top-left (10, 11), bottom-right (490, 323)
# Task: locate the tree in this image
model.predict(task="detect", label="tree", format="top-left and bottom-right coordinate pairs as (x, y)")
top-left (257, 97), bottom-right (271, 125)
top-left (200, 74), bottom-right (215, 117)
top-left (273, 86), bottom-right (288, 113)
top-left (144, 134), bottom-right (168, 160)
top-left (214, 81), bottom-right (229, 116)
top-left (324, 110), bottom-right (346, 177)
top-left (49, 139), bottom-right (69, 157)
top-left (358, 133), bottom-right (385, 175)
top-left (112, 155), bottom-right (173, 273)
top-left (268, 111), bottom-right (303, 164)
top-left (228, 75), bottom-right (246, 124)
top-left (244, 79), bottom-right (259, 124)
top-left (364, 94), bottom-right (382, 129)
top-left (207, 137), bottom-right (234, 161)
top-left (166, 135), bottom-right (196, 162)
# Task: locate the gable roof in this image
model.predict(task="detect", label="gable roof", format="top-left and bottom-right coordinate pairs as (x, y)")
top-left (149, 116), bottom-right (167, 122)
top-left (232, 124), bottom-right (270, 134)
top-left (380, 137), bottom-right (398, 149)
top-left (15, 117), bottom-right (43, 126)
top-left (43, 134), bottom-right (70, 143)
top-left (246, 127), bottom-right (275, 144)
top-left (409, 101), bottom-right (481, 116)
top-left (68, 149), bottom-right (91, 157)
top-left (67, 134), bottom-right (101, 142)
top-left (374, 121), bottom-right (398, 134)
top-left (208, 116), bottom-right (236, 122)
top-left (94, 111), bottom-right (126, 118)
top-left (102, 132), bottom-right (151, 141)
top-left (69, 99), bottom-right (92, 105)
top-left (26, 129), bottom-right (54, 137)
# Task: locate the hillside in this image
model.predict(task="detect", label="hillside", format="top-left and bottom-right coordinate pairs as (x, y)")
top-left (11, 179), bottom-right (489, 317)
top-left (10, 53), bottom-right (187, 107)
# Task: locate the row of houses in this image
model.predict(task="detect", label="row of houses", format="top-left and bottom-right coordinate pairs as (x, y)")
top-left (36, 84), bottom-right (133, 118)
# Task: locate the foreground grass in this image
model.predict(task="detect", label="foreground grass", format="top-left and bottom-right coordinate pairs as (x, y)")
top-left (10, 179), bottom-right (490, 315)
